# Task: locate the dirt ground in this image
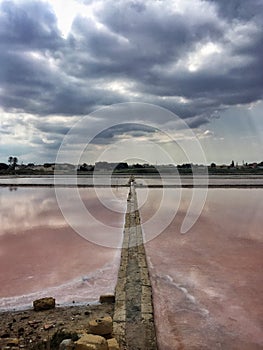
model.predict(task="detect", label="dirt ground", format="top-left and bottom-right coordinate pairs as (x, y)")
top-left (0, 302), bottom-right (114, 349)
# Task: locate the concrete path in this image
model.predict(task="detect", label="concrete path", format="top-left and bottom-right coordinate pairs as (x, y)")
top-left (113, 183), bottom-right (158, 350)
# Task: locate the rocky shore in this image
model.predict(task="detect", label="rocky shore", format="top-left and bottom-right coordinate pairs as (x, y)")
top-left (0, 296), bottom-right (117, 349)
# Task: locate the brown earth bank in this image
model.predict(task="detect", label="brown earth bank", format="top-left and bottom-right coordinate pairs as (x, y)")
top-left (0, 302), bottom-right (114, 349)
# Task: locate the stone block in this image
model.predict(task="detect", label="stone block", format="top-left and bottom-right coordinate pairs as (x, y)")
top-left (117, 266), bottom-right (126, 279)
top-left (137, 244), bottom-right (146, 255)
top-left (142, 285), bottom-right (152, 304)
top-left (115, 278), bottom-right (126, 299)
top-left (141, 302), bottom-right (153, 314)
top-left (107, 338), bottom-right (120, 350)
top-left (88, 316), bottom-right (113, 335)
top-left (140, 268), bottom-right (150, 285)
top-left (99, 294), bottom-right (115, 304)
top-left (113, 308), bottom-right (126, 322)
top-left (138, 254), bottom-right (147, 268)
top-left (112, 320), bottom-right (125, 342)
top-left (75, 334), bottom-right (108, 350)
top-left (142, 312), bottom-right (154, 321)
top-left (33, 297), bottom-right (55, 311)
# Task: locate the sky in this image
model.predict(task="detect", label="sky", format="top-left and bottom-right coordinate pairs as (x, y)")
top-left (0, 0), bottom-right (262, 165)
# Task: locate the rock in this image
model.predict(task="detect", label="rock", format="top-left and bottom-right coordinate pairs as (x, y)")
top-left (33, 297), bottom-right (55, 311)
top-left (99, 295), bottom-right (115, 304)
top-left (75, 333), bottom-right (108, 350)
top-left (1, 333), bottom-right (10, 338)
top-left (59, 339), bottom-right (75, 349)
top-left (44, 323), bottom-right (54, 330)
top-left (18, 327), bottom-right (24, 334)
top-left (28, 320), bottom-right (42, 329)
top-left (88, 316), bottom-right (113, 336)
top-left (107, 338), bottom-right (120, 350)
top-left (6, 338), bottom-right (19, 346)
top-left (20, 315), bottom-right (30, 321)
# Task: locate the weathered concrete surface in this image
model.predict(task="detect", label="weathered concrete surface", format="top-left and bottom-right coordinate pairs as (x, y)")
top-left (113, 184), bottom-right (158, 350)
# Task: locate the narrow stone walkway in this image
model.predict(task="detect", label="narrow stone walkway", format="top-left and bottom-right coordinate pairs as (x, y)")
top-left (113, 182), bottom-right (158, 350)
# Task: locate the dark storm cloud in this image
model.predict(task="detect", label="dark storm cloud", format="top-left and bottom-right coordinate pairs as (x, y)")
top-left (0, 0), bottom-right (124, 116)
top-left (185, 115), bottom-right (210, 129)
top-left (0, 0), bottom-right (60, 49)
top-left (207, 0), bottom-right (263, 21)
top-left (90, 123), bottom-right (157, 145)
top-left (63, 0), bottom-right (262, 120)
top-left (0, 0), bottom-right (262, 133)
top-left (0, 0), bottom-right (62, 113)
top-left (66, 1), bottom-right (223, 82)
top-left (35, 121), bottom-right (70, 135)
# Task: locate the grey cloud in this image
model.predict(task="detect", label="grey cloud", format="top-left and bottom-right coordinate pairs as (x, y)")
top-left (29, 134), bottom-right (64, 151)
top-left (67, 1), bottom-right (223, 80)
top-left (208, 0), bottom-right (263, 21)
top-left (0, 0), bottom-right (262, 132)
top-left (0, 129), bottom-right (10, 135)
top-left (185, 116), bottom-right (210, 129)
top-left (34, 122), bottom-right (70, 136)
top-left (90, 123), bottom-right (157, 145)
top-left (0, 0), bottom-right (62, 49)
top-left (0, 0), bottom-right (65, 114)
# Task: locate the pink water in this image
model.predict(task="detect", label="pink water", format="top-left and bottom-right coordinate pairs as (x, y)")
top-left (1, 186), bottom-right (263, 349)
top-left (0, 187), bottom-right (127, 310)
top-left (140, 189), bottom-right (263, 350)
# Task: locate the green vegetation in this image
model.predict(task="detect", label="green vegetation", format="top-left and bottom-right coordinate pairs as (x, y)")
top-left (1, 158), bottom-right (263, 176)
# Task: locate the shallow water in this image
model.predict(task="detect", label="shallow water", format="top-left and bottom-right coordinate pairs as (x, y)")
top-left (0, 175), bottom-right (129, 186)
top-left (1, 185), bottom-right (262, 349)
top-left (0, 187), bottom-right (128, 310)
top-left (139, 189), bottom-right (263, 349)
top-left (1, 174), bottom-right (263, 186)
